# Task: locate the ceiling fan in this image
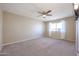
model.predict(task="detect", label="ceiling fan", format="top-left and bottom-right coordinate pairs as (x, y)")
top-left (37, 10), bottom-right (52, 18)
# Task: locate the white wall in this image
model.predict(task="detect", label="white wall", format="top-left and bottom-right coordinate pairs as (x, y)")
top-left (0, 9), bottom-right (3, 51)
top-left (3, 11), bottom-right (44, 44)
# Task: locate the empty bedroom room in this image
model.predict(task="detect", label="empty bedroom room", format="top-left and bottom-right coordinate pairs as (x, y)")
top-left (0, 3), bottom-right (78, 56)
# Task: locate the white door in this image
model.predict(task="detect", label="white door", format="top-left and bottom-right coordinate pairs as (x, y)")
top-left (76, 17), bottom-right (79, 55)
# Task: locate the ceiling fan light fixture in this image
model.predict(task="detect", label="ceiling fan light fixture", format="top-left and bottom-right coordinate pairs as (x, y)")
top-left (42, 15), bottom-right (46, 18)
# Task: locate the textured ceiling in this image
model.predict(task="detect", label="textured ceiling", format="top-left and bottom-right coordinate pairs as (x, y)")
top-left (0, 3), bottom-right (74, 21)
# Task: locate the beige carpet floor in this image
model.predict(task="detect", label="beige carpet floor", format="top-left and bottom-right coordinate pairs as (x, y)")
top-left (0, 38), bottom-right (75, 56)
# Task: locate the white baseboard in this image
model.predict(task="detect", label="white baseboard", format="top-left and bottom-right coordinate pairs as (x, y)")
top-left (49, 37), bottom-right (75, 42)
top-left (2, 36), bottom-right (42, 47)
top-left (1, 36), bottom-right (75, 47)
top-left (66, 39), bottom-right (75, 42)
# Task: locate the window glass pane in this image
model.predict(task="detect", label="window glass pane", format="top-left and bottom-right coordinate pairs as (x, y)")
top-left (49, 21), bottom-right (65, 32)
top-left (49, 23), bottom-right (57, 32)
top-left (52, 23), bottom-right (57, 31)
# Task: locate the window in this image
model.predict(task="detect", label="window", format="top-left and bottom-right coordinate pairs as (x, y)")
top-left (49, 21), bottom-right (65, 32)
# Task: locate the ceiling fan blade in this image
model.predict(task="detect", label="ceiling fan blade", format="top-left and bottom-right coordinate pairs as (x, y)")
top-left (47, 10), bottom-right (52, 13)
top-left (38, 11), bottom-right (43, 14)
top-left (38, 11), bottom-right (46, 15)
